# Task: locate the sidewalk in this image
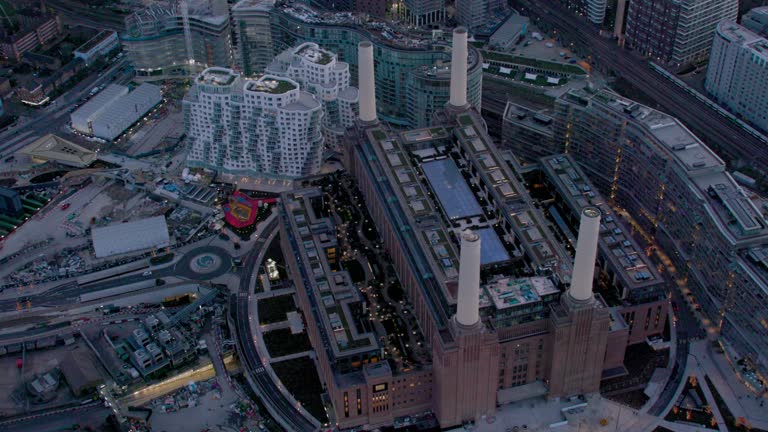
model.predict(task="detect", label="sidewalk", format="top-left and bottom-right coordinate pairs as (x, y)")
top-left (692, 341), bottom-right (768, 430)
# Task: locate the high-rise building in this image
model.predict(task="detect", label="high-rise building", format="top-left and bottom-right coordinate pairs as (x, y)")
top-left (742, 6), bottom-right (768, 37)
top-left (274, 29), bottom-right (664, 430)
top-left (267, 42), bottom-right (359, 149)
top-left (232, 0), bottom-right (275, 76)
top-left (122, 1), bottom-right (233, 78)
top-left (625, 0), bottom-right (738, 65)
top-left (501, 102), bottom-right (555, 162)
top-left (401, 0), bottom-right (445, 27)
top-left (559, 0), bottom-right (608, 25)
top-left (454, 0), bottom-right (506, 33)
top-left (269, 1), bottom-right (482, 127)
top-left (553, 87), bottom-right (768, 377)
top-left (184, 67), bottom-right (324, 179)
top-left (705, 21), bottom-right (768, 133)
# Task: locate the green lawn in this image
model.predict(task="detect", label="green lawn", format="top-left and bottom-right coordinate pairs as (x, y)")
top-left (342, 260), bottom-right (366, 283)
top-left (257, 295), bottom-right (296, 325)
top-left (482, 50), bottom-right (587, 75)
top-left (271, 357), bottom-right (328, 423)
top-left (263, 328), bottom-right (312, 358)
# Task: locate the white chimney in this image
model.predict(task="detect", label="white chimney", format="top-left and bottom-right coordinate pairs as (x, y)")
top-left (569, 207), bottom-right (602, 302)
top-left (449, 27), bottom-right (469, 108)
top-left (457, 229), bottom-right (481, 327)
top-left (358, 41), bottom-right (377, 123)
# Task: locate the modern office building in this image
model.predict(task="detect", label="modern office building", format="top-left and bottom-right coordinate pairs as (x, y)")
top-left (269, 1), bottom-right (482, 127)
top-left (232, 0), bottom-right (275, 76)
top-left (705, 20), bottom-right (768, 133)
top-left (267, 42), bottom-right (358, 150)
top-left (501, 102), bottom-right (555, 163)
top-left (74, 30), bottom-right (120, 66)
top-left (122, 1), bottom-right (233, 78)
top-left (401, 0), bottom-right (445, 27)
top-left (454, 0), bottom-right (507, 33)
top-left (275, 30), bottom-right (668, 430)
top-left (559, 0), bottom-right (608, 25)
top-left (553, 87), bottom-right (768, 378)
top-left (309, 0), bottom-right (388, 16)
top-left (625, 0), bottom-right (738, 65)
top-left (184, 67), bottom-right (324, 179)
top-left (742, 6), bottom-right (768, 37)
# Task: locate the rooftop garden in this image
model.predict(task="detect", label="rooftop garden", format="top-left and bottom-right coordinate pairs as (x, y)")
top-left (250, 78), bottom-right (296, 94)
top-left (258, 294), bottom-right (297, 325)
top-left (271, 356), bottom-right (329, 423)
top-left (263, 328), bottom-right (312, 358)
top-left (482, 50), bottom-right (588, 75)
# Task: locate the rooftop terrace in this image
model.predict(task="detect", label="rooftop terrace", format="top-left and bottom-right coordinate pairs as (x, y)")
top-left (247, 75), bottom-right (297, 94)
top-left (198, 68), bottom-right (238, 86)
top-left (485, 277), bottom-right (559, 311)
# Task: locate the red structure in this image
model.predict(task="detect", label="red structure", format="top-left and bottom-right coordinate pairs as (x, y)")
top-left (223, 191), bottom-right (276, 229)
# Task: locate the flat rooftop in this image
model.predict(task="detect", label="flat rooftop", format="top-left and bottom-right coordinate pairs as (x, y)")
top-left (295, 43), bottom-right (334, 65)
top-left (477, 228), bottom-right (511, 265)
top-left (198, 68), bottom-right (238, 86)
top-left (485, 277), bottom-right (559, 311)
top-left (541, 154), bottom-right (665, 299)
top-left (717, 20), bottom-right (768, 62)
top-left (421, 158), bottom-right (483, 220)
top-left (76, 30), bottom-right (116, 54)
top-left (246, 76), bottom-right (297, 94)
top-left (282, 189), bottom-right (379, 359)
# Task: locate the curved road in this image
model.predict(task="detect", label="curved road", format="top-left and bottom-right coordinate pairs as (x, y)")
top-left (0, 246), bottom-right (232, 311)
top-left (232, 219), bottom-right (318, 432)
top-left (515, 0), bottom-right (768, 172)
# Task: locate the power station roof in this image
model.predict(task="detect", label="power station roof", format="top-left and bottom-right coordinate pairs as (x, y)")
top-left (421, 158), bottom-right (482, 220)
top-left (91, 216), bottom-right (169, 258)
top-left (476, 228), bottom-right (511, 265)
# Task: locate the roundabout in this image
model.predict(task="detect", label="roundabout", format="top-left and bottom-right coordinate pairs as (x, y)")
top-left (174, 246), bottom-right (232, 280)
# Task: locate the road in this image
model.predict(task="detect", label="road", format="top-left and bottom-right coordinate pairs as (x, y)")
top-left (0, 403), bottom-right (111, 431)
top-left (0, 245), bottom-right (232, 312)
top-left (514, 0), bottom-right (768, 172)
top-left (231, 219), bottom-right (318, 432)
top-left (0, 57), bottom-right (132, 158)
top-left (42, 0), bottom-right (127, 32)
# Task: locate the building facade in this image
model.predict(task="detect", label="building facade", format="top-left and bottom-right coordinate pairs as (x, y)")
top-left (742, 6), bottom-right (768, 37)
top-left (0, 12), bottom-right (61, 61)
top-left (553, 87), bottom-right (768, 378)
top-left (271, 31), bottom-right (675, 431)
top-left (401, 0), bottom-right (444, 27)
top-left (625, 0), bottom-right (738, 66)
top-left (454, 0), bottom-right (506, 33)
top-left (122, 2), bottom-right (232, 78)
top-left (266, 42), bottom-right (359, 149)
top-left (269, 1), bottom-right (482, 127)
top-left (184, 68), bottom-right (324, 179)
top-left (705, 20), bottom-right (768, 133)
top-left (232, 0), bottom-right (275, 76)
top-left (559, 0), bottom-right (607, 25)
top-left (75, 30), bottom-right (120, 66)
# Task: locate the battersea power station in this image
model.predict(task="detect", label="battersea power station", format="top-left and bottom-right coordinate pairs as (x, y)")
top-left (278, 28), bottom-right (668, 430)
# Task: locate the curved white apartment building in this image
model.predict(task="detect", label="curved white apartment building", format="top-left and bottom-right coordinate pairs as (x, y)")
top-left (267, 42), bottom-right (359, 149)
top-left (184, 67), bottom-right (324, 179)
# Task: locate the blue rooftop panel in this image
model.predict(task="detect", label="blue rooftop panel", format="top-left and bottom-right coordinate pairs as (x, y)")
top-left (421, 159), bottom-right (483, 220)
top-left (477, 228), bottom-right (511, 265)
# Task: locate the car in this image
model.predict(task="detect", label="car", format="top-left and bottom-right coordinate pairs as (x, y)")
top-left (142, 271), bottom-right (152, 276)
top-left (60, 203), bottom-right (70, 211)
